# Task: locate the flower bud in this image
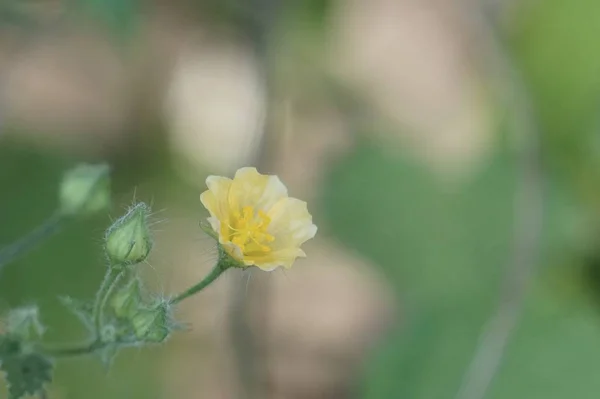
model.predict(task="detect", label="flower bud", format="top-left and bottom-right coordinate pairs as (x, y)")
top-left (6, 306), bottom-right (45, 342)
top-left (59, 163), bottom-right (110, 216)
top-left (105, 203), bottom-right (153, 267)
top-left (131, 302), bottom-right (171, 343)
top-left (110, 279), bottom-right (142, 319)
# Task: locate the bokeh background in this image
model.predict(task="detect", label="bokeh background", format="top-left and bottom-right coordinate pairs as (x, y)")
top-left (2, 0), bottom-right (600, 398)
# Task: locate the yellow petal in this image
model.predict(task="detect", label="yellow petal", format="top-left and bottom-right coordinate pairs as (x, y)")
top-left (267, 198), bottom-right (317, 250)
top-left (201, 176), bottom-right (233, 238)
top-left (200, 176), bottom-right (232, 219)
top-left (243, 248), bottom-right (305, 271)
top-left (228, 167), bottom-right (288, 213)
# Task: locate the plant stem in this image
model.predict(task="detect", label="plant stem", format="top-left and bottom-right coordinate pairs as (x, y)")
top-left (170, 262), bottom-right (230, 305)
top-left (43, 334), bottom-right (145, 358)
top-left (47, 260), bottom-right (231, 358)
top-left (100, 271), bottom-right (124, 328)
top-left (0, 212), bottom-right (66, 274)
top-left (43, 337), bottom-right (138, 358)
top-left (93, 268), bottom-right (122, 336)
top-left (44, 340), bottom-right (104, 357)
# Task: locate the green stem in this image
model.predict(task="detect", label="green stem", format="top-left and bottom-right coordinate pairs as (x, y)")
top-left (93, 268), bottom-right (122, 336)
top-left (0, 212), bottom-right (66, 274)
top-left (43, 334), bottom-right (142, 358)
top-left (100, 271), bottom-right (123, 328)
top-left (170, 262), bottom-right (230, 305)
top-left (44, 340), bottom-right (103, 358)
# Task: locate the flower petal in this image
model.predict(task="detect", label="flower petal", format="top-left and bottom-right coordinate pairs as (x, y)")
top-left (201, 176), bottom-right (233, 237)
top-left (228, 167), bottom-right (288, 212)
top-left (201, 176), bottom-right (232, 219)
top-left (244, 248), bottom-right (306, 271)
top-left (267, 198), bottom-right (317, 250)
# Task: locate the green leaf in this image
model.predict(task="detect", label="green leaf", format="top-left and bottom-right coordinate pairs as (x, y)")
top-left (0, 335), bottom-right (53, 399)
top-left (0, 336), bottom-right (22, 358)
top-left (1, 352), bottom-right (53, 399)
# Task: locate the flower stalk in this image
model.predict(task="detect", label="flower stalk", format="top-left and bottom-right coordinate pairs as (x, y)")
top-left (41, 335), bottom-right (139, 359)
top-left (170, 258), bottom-right (232, 305)
top-left (95, 270), bottom-right (125, 336)
top-left (43, 340), bottom-right (104, 358)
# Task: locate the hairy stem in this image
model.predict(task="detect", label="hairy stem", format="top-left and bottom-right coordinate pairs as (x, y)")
top-left (170, 261), bottom-right (230, 305)
top-left (99, 271), bottom-right (124, 330)
top-left (0, 212), bottom-right (66, 274)
top-left (45, 261), bottom-right (229, 359)
top-left (44, 340), bottom-right (104, 358)
top-left (43, 336), bottom-right (138, 358)
top-left (93, 268), bottom-right (121, 336)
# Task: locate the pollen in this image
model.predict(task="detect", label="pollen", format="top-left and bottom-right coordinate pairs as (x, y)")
top-left (228, 206), bottom-right (275, 253)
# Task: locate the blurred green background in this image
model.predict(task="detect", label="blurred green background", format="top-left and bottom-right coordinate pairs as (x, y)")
top-left (3, 1), bottom-right (600, 398)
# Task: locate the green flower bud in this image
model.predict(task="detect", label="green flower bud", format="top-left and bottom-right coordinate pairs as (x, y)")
top-left (131, 302), bottom-right (171, 343)
top-left (110, 279), bottom-right (143, 319)
top-left (105, 203), bottom-right (153, 267)
top-left (6, 306), bottom-right (45, 342)
top-left (59, 163), bottom-right (110, 216)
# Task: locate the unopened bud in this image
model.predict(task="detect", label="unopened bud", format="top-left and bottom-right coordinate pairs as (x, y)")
top-left (111, 279), bottom-right (142, 319)
top-left (6, 306), bottom-right (45, 341)
top-left (131, 302), bottom-right (170, 343)
top-left (105, 203), bottom-right (153, 267)
top-left (59, 163), bottom-right (110, 216)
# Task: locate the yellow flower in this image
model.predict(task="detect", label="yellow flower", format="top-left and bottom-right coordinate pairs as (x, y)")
top-left (200, 167), bottom-right (317, 271)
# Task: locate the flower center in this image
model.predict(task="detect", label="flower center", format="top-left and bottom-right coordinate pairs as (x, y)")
top-left (226, 206), bottom-right (275, 253)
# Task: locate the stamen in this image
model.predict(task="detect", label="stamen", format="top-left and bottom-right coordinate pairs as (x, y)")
top-left (226, 205), bottom-right (274, 254)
